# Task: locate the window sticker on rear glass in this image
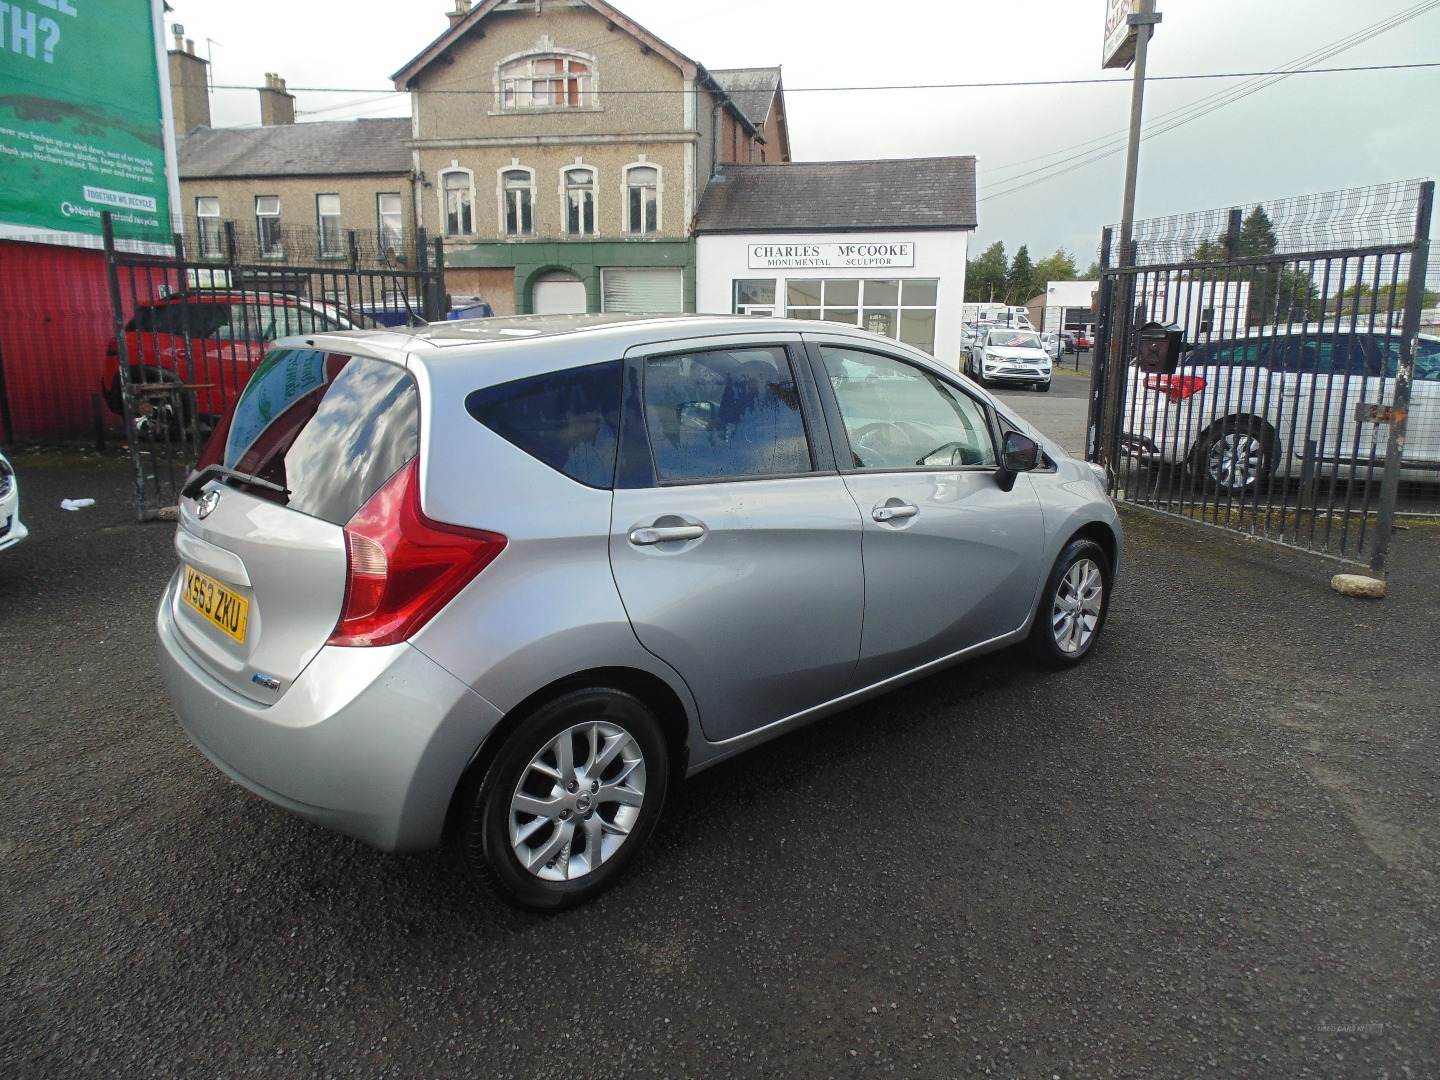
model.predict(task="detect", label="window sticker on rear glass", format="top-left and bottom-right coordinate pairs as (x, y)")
top-left (225, 348), bottom-right (329, 467)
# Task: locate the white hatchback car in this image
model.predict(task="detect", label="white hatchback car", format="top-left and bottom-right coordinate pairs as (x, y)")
top-left (1123, 328), bottom-right (1440, 492)
top-left (0, 451), bottom-right (27, 553)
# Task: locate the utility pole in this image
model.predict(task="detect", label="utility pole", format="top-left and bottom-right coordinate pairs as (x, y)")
top-left (1118, 0), bottom-right (1161, 261)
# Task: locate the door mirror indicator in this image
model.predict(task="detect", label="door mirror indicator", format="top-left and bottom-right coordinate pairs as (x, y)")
top-left (996, 431), bottom-right (1039, 491)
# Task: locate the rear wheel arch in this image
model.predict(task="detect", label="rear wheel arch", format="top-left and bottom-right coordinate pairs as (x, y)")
top-left (443, 666), bottom-right (691, 841)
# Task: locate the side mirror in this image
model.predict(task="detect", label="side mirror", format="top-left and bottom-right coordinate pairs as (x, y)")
top-left (995, 431), bottom-right (1039, 491)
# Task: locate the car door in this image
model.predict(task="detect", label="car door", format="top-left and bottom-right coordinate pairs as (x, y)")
top-left (805, 337), bottom-right (1047, 685)
top-left (608, 335), bottom-right (865, 743)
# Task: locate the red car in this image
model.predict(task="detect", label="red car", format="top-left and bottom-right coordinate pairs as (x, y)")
top-left (1073, 331), bottom-right (1093, 350)
top-left (103, 291), bottom-right (374, 437)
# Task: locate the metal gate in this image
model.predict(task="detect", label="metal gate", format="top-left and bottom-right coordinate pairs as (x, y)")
top-left (101, 211), bottom-right (446, 520)
top-left (1087, 180), bottom-right (1435, 574)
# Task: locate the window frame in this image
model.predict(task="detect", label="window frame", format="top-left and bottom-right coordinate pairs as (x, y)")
top-left (195, 196), bottom-right (223, 259)
top-left (315, 193), bottom-right (343, 259)
top-left (497, 165), bottom-right (536, 237)
top-left (800, 335), bottom-right (1004, 477)
top-left (560, 164), bottom-right (597, 237)
top-left (495, 49), bottom-right (598, 113)
top-left (254, 195), bottom-right (282, 259)
top-left (376, 192), bottom-right (404, 252)
top-left (622, 161), bottom-right (661, 235)
top-left (622, 336), bottom-right (832, 489)
top-left (438, 166), bottom-right (475, 238)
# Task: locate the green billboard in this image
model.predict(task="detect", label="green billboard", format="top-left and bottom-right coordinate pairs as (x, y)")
top-left (0, 0), bottom-right (173, 247)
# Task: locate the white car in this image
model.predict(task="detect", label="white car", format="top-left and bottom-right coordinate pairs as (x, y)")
top-left (965, 328), bottom-right (1053, 391)
top-left (1122, 329), bottom-right (1440, 492)
top-left (0, 451), bottom-right (27, 553)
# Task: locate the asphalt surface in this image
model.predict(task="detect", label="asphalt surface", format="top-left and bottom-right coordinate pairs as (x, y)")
top-left (990, 366), bottom-right (1090, 456)
top-left (3, 449), bottom-right (1439, 1078)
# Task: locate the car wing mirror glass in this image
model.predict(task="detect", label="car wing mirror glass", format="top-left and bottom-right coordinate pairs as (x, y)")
top-left (996, 431), bottom-right (1039, 491)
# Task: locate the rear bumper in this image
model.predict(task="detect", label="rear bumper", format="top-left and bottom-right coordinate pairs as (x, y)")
top-left (157, 579), bottom-right (505, 851)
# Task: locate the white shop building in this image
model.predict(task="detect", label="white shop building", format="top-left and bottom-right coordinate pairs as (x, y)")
top-left (694, 158), bottom-right (976, 371)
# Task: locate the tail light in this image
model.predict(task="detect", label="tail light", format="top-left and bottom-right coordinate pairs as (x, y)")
top-left (1144, 374), bottom-right (1206, 402)
top-left (329, 458), bottom-right (507, 647)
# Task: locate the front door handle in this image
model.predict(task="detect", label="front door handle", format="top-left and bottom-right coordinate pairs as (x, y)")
top-left (628, 524), bottom-right (706, 545)
top-left (872, 502), bottom-right (919, 523)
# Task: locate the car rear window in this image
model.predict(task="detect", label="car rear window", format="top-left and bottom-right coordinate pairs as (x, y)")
top-left (465, 361), bottom-right (621, 489)
top-left (207, 348), bottom-right (419, 524)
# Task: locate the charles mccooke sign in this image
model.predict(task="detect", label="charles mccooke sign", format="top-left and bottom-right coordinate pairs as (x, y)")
top-left (748, 241), bottom-right (916, 269)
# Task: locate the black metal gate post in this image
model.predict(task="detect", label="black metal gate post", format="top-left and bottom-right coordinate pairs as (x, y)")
top-left (1369, 179), bottom-right (1434, 577)
top-left (1087, 227), bottom-right (1114, 464)
top-left (101, 212), bottom-right (150, 522)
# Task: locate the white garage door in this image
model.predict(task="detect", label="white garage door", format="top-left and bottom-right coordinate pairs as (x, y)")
top-left (600, 267), bottom-right (684, 313)
top-left (533, 272), bottom-right (588, 315)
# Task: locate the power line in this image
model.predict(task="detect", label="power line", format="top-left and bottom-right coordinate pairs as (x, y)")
top-left (211, 58), bottom-right (1440, 98)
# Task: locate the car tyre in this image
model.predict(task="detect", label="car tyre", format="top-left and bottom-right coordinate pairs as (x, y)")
top-left (1190, 417), bottom-right (1273, 495)
top-left (1028, 538), bottom-right (1112, 668)
top-left (458, 687), bottom-right (670, 912)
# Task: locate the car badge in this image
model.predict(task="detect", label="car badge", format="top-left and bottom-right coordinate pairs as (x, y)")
top-left (196, 489), bottom-right (221, 519)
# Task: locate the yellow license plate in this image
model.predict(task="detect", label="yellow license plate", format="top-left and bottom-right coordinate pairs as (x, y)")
top-left (181, 564), bottom-right (249, 643)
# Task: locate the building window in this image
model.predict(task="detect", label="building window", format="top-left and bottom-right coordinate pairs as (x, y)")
top-left (501, 168), bottom-right (534, 236)
top-left (255, 195), bottom-right (282, 258)
top-left (377, 193), bottom-right (403, 252)
top-left (500, 53), bottom-right (592, 109)
top-left (441, 170), bottom-right (473, 237)
top-left (733, 279), bottom-right (776, 316)
top-left (625, 164), bottom-right (659, 235)
top-left (564, 167), bottom-right (596, 237)
top-left (1199, 306), bottom-right (1215, 334)
top-left (785, 278), bottom-right (939, 354)
top-left (195, 196), bottom-right (223, 259)
top-left (316, 193), bottom-right (342, 258)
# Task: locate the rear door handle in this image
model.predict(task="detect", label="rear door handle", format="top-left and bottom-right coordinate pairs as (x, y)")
top-left (628, 524), bottom-right (706, 545)
top-left (872, 502), bottom-right (919, 523)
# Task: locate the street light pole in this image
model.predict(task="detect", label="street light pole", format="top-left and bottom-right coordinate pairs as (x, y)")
top-left (1118, 0), bottom-right (1161, 262)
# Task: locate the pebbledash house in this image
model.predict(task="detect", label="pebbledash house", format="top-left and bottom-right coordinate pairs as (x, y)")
top-left (172, 0), bottom-right (977, 362)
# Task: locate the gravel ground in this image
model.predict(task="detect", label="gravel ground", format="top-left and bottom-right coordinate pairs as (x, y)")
top-left (2, 449), bottom-right (1438, 1078)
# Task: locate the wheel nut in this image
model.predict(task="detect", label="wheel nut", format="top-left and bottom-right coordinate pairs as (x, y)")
top-left (560, 808), bottom-right (571, 819)
top-left (566, 780), bottom-right (578, 793)
top-left (591, 780), bottom-right (599, 793)
top-left (584, 810), bottom-right (593, 819)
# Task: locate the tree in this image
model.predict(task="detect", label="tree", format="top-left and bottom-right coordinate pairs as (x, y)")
top-left (1006, 245), bottom-right (1035, 305)
top-left (1032, 248), bottom-right (1079, 291)
top-left (966, 241), bottom-right (1007, 302)
top-left (1332, 280), bottom-right (1440, 316)
top-left (1081, 260), bottom-right (1102, 280)
top-left (1189, 237), bottom-right (1228, 262)
top-left (1237, 206), bottom-right (1279, 257)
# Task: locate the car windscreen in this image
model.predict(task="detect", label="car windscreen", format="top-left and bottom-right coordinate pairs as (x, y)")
top-left (199, 348), bottom-right (418, 524)
top-left (989, 331), bottom-right (1041, 348)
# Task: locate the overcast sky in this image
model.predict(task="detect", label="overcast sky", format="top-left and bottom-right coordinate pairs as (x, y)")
top-left (173, 0), bottom-right (1439, 265)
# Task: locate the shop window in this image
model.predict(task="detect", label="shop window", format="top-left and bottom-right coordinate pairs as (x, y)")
top-left (441, 170), bottom-right (474, 237)
top-left (733, 279), bottom-right (776, 316)
top-left (501, 168), bottom-right (535, 236)
top-left (254, 196), bottom-right (282, 258)
top-left (625, 164), bottom-right (659, 235)
top-left (783, 278), bottom-right (939, 354)
top-left (377, 193), bottom-right (404, 252)
top-left (500, 53), bottom-right (592, 109)
top-left (316, 194), bottom-right (342, 258)
top-left (195, 196), bottom-right (223, 259)
top-left (564, 167), bottom-right (596, 237)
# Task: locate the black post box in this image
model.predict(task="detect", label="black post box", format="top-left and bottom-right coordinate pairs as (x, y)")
top-left (1136, 321), bottom-right (1185, 374)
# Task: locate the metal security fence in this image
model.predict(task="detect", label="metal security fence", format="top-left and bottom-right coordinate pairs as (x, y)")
top-left (101, 212), bottom-right (446, 520)
top-left (1088, 179), bottom-right (1435, 573)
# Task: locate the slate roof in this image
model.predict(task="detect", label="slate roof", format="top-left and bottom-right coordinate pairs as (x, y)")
top-left (178, 118), bottom-right (412, 179)
top-left (709, 67), bottom-right (781, 128)
top-left (695, 158), bottom-right (978, 233)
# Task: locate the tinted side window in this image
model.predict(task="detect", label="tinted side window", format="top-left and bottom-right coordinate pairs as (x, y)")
top-left (1376, 337), bottom-right (1440, 382)
top-left (1278, 335), bottom-right (1377, 376)
top-left (466, 361), bottom-right (621, 489)
top-left (217, 350), bottom-right (419, 525)
top-left (643, 346), bottom-right (811, 482)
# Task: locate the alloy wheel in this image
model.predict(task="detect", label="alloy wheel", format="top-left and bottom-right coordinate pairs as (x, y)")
top-left (1206, 431), bottom-right (1264, 491)
top-left (1052, 557), bottom-right (1103, 655)
top-left (509, 721), bottom-right (646, 882)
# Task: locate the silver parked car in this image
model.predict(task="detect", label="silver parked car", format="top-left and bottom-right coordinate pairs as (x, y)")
top-left (158, 315), bottom-right (1121, 910)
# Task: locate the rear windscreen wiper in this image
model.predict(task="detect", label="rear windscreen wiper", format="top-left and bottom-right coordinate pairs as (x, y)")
top-left (182, 464), bottom-right (291, 501)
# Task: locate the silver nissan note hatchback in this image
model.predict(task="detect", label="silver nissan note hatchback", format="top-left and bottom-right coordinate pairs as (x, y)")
top-left (158, 314), bottom-right (1121, 910)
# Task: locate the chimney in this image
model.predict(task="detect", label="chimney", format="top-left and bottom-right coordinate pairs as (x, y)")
top-left (448, 0), bottom-right (471, 28)
top-left (258, 73), bottom-right (295, 126)
top-left (166, 22), bottom-right (211, 134)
